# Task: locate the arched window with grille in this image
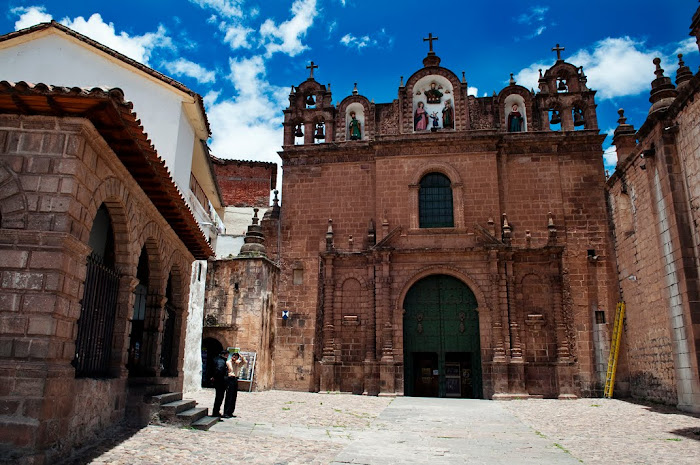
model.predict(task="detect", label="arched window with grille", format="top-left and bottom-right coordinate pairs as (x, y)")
top-left (419, 173), bottom-right (454, 228)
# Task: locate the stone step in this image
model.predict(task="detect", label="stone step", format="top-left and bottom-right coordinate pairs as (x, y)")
top-left (191, 415), bottom-right (220, 431)
top-left (176, 407), bottom-right (208, 424)
top-left (150, 392), bottom-right (182, 405)
top-left (161, 399), bottom-right (196, 415)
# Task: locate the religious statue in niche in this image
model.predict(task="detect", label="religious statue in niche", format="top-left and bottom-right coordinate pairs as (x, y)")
top-left (508, 103), bottom-right (524, 132)
top-left (348, 111), bottom-right (361, 140)
top-left (429, 111), bottom-right (440, 130)
top-left (442, 99), bottom-right (454, 129)
top-left (414, 101), bottom-right (429, 131)
top-left (424, 82), bottom-right (443, 104)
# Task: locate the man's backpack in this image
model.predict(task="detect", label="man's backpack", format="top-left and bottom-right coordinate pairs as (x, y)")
top-left (213, 356), bottom-right (227, 381)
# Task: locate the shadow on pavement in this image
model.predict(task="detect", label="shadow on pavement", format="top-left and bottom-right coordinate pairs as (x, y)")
top-left (54, 425), bottom-right (145, 465)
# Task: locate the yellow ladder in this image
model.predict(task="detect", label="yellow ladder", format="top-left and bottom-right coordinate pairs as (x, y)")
top-left (604, 302), bottom-right (625, 398)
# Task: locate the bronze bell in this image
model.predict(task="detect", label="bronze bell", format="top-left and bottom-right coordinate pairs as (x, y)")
top-left (557, 79), bottom-right (567, 91)
top-left (294, 124), bottom-right (303, 138)
top-left (314, 123), bottom-right (325, 139)
top-left (305, 94), bottom-right (315, 106)
top-left (573, 108), bottom-right (585, 127)
top-left (550, 110), bottom-right (561, 125)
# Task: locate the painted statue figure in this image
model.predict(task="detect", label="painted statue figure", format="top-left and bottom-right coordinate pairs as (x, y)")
top-left (429, 111), bottom-right (439, 129)
top-left (424, 82), bottom-right (443, 104)
top-left (349, 112), bottom-right (361, 140)
top-left (442, 100), bottom-right (454, 129)
top-left (508, 103), bottom-right (524, 132)
top-left (414, 102), bottom-right (429, 131)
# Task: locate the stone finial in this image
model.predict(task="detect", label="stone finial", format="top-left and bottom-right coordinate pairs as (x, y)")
top-left (325, 219), bottom-right (334, 251)
top-left (613, 108), bottom-right (635, 140)
top-left (271, 189), bottom-right (280, 218)
top-left (525, 230), bottom-right (532, 248)
top-left (487, 216), bottom-right (495, 236)
top-left (462, 71), bottom-right (466, 83)
top-left (547, 212), bottom-right (557, 244)
top-left (348, 235), bottom-right (354, 251)
top-left (649, 57), bottom-right (678, 115)
top-left (327, 83), bottom-right (331, 91)
top-left (239, 208), bottom-right (267, 257)
top-left (502, 213), bottom-right (512, 245)
top-left (676, 54), bottom-right (693, 88)
top-left (509, 73), bottom-right (516, 86)
top-left (352, 82), bottom-right (358, 95)
top-left (400, 76), bottom-right (404, 87)
top-left (367, 219), bottom-right (376, 246)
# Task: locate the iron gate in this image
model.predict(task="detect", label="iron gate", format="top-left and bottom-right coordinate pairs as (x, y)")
top-left (73, 253), bottom-right (120, 377)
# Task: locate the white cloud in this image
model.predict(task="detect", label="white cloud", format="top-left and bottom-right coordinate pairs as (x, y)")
top-left (164, 58), bottom-right (216, 84)
top-left (260, 0), bottom-right (317, 57)
top-left (221, 22), bottom-right (254, 49)
top-left (467, 87), bottom-right (478, 97)
top-left (12, 6), bottom-right (52, 30)
top-left (603, 145), bottom-right (618, 168)
top-left (207, 56), bottom-right (286, 166)
top-left (60, 13), bottom-right (173, 65)
top-left (340, 33), bottom-right (374, 50)
top-left (188, 0), bottom-right (244, 18)
top-left (514, 62), bottom-right (548, 91)
top-left (674, 37), bottom-right (698, 56)
top-left (203, 90), bottom-right (221, 107)
top-left (568, 37), bottom-right (660, 100)
top-left (516, 6), bottom-right (549, 24)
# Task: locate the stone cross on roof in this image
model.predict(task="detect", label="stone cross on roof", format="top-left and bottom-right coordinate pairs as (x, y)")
top-left (423, 33), bottom-right (438, 54)
top-left (307, 61), bottom-right (318, 79)
top-left (552, 44), bottom-right (565, 61)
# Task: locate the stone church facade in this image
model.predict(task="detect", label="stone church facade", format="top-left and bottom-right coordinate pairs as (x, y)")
top-left (267, 44), bottom-right (618, 399)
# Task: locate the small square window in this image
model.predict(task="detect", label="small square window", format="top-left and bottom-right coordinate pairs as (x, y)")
top-left (293, 269), bottom-right (303, 285)
top-left (595, 310), bottom-right (606, 325)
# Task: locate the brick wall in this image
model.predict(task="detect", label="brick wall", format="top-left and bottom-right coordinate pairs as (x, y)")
top-left (212, 161), bottom-right (275, 207)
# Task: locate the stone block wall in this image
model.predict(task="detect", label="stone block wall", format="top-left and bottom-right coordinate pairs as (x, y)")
top-left (0, 115), bottom-right (195, 463)
top-left (212, 160), bottom-right (276, 208)
top-left (203, 257), bottom-right (278, 390)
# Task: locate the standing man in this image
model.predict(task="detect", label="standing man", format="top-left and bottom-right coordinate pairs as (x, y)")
top-left (223, 352), bottom-right (245, 418)
top-left (210, 350), bottom-right (229, 417)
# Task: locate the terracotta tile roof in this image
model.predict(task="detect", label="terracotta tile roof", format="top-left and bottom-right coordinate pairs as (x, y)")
top-left (0, 21), bottom-right (211, 136)
top-left (0, 80), bottom-right (214, 259)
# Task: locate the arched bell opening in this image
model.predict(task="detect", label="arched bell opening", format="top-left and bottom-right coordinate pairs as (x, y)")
top-left (313, 120), bottom-right (326, 144)
top-left (548, 107), bottom-right (562, 131)
top-left (572, 104), bottom-right (587, 130)
top-left (402, 274), bottom-right (482, 398)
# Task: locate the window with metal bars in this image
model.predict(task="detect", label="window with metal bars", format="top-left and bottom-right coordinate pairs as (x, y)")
top-left (419, 173), bottom-right (454, 228)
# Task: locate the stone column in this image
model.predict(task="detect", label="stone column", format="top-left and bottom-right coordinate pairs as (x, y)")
top-left (378, 251), bottom-right (395, 394)
top-left (320, 255), bottom-right (337, 391)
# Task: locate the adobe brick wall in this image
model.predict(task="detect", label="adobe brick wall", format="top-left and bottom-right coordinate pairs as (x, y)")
top-left (0, 115), bottom-right (195, 463)
top-left (212, 161), bottom-right (275, 207)
top-left (203, 257), bottom-right (278, 391)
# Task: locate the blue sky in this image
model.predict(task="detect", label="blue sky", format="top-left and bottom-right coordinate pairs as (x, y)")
top-left (2, 0), bottom-right (698, 173)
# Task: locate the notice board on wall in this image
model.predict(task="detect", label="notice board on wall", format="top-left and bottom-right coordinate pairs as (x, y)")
top-left (227, 348), bottom-right (256, 392)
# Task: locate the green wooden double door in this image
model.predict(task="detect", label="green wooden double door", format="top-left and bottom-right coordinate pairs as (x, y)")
top-left (403, 275), bottom-right (482, 398)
